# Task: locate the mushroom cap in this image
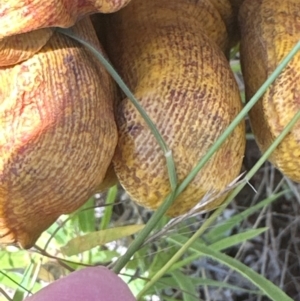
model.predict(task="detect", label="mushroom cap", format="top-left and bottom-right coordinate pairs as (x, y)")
top-left (0, 0), bottom-right (132, 39)
top-left (0, 0), bottom-right (131, 66)
top-left (0, 17), bottom-right (118, 248)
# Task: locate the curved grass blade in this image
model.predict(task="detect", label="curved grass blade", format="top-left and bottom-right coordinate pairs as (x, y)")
top-left (169, 228), bottom-right (268, 255)
top-left (183, 244), bottom-right (293, 301)
top-left (137, 108), bottom-right (300, 299)
top-left (146, 275), bottom-right (263, 296)
top-left (12, 262), bottom-right (34, 301)
top-left (172, 271), bottom-right (199, 301)
top-left (57, 28), bottom-right (300, 278)
top-left (77, 197), bottom-right (96, 233)
top-left (205, 190), bottom-right (288, 242)
top-left (61, 225), bottom-right (144, 256)
top-left (114, 41), bottom-right (300, 276)
top-left (56, 28), bottom-right (178, 191)
top-left (100, 185), bottom-right (118, 230)
top-left (175, 40), bottom-right (300, 197)
top-left (0, 271), bottom-right (39, 295)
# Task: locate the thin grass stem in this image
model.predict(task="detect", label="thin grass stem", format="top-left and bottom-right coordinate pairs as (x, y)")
top-left (176, 40), bottom-right (300, 197)
top-left (137, 109), bottom-right (300, 299)
top-left (56, 28), bottom-right (178, 191)
top-left (57, 28), bottom-right (300, 284)
top-left (114, 40), bottom-right (300, 276)
top-left (99, 186), bottom-right (117, 230)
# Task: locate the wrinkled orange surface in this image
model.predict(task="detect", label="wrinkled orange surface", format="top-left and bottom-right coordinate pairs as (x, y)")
top-left (103, 0), bottom-right (245, 216)
top-left (0, 0), bottom-right (131, 66)
top-left (0, 17), bottom-right (117, 248)
top-left (240, 0), bottom-right (300, 182)
top-left (0, 0), bottom-right (131, 38)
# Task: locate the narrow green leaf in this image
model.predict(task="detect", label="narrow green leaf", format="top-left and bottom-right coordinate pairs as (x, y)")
top-left (56, 28), bottom-right (178, 191)
top-left (172, 271), bottom-right (199, 301)
top-left (230, 43), bottom-right (240, 59)
top-left (167, 253), bottom-right (200, 274)
top-left (61, 225), bottom-right (144, 256)
top-left (116, 41), bottom-right (300, 277)
top-left (88, 250), bottom-right (120, 265)
top-left (165, 234), bottom-right (293, 301)
top-left (44, 214), bottom-right (77, 249)
top-left (146, 275), bottom-right (262, 296)
top-left (25, 261), bottom-right (42, 300)
top-left (231, 61), bottom-right (241, 73)
top-left (205, 191), bottom-right (287, 243)
top-left (163, 240), bottom-right (292, 301)
top-left (126, 246), bottom-right (149, 272)
top-left (128, 277), bottom-right (147, 297)
top-left (193, 245), bottom-right (293, 301)
top-left (137, 102), bottom-right (300, 299)
top-left (149, 246), bottom-right (178, 277)
top-left (0, 271), bottom-right (42, 293)
top-left (176, 40), bottom-right (300, 198)
top-left (0, 250), bottom-right (30, 269)
top-left (168, 228), bottom-right (268, 255)
top-left (77, 197), bottom-right (96, 233)
top-left (113, 190), bottom-right (177, 274)
top-left (190, 278), bottom-right (261, 295)
top-left (209, 228), bottom-right (268, 251)
top-left (45, 221), bottom-right (69, 246)
top-left (100, 186), bottom-right (117, 230)
top-left (12, 262), bottom-right (34, 301)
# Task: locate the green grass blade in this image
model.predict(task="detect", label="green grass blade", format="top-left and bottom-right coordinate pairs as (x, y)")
top-left (117, 40), bottom-right (300, 275)
top-left (112, 190), bottom-right (177, 273)
top-left (61, 225), bottom-right (144, 256)
top-left (167, 253), bottom-right (200, 274)
top-left (0, 271), bottom-right (41, 294)
top-left (100, 185), bottom-right (118, 230)
top-left (77, 197), bottom-right (96, 233)
top-left (146, 275), bottom-right (262, 296)
top-left (158, 238), bottom-right (292, 301)
top-left (176, 40), bottom-right (300, 197)
top-left (205, 190), bottom-right (288, 242)
top-left (26, 260), bottom-right (41, 300)
top-left (209, 228), bottom-right (268, 250)
top-left (148, 246), bottom-right (179, 277)
top-left (12, 262), bottom-right (34, 301)
top-left (56, 28), bottom-right (177, 191)
top-left (168, 228), bottom-right (267, 255)
top-left (172, 271), bottom-right (199, 301)
top-left (137, 98), bottom-right (300, 299)
top-left (191, 245), bottom-right (293, 301)
top-left (157, 241), bottom-right (293, 301)
top-left (0, 250), bottom-right (30, 269)
top-left (57, 29), bottom-right (300, 278)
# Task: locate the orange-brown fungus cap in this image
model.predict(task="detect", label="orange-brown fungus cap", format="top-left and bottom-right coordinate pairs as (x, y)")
top-left (0, 18), bottom-right (117, 248)
top-left (0, 0), bottom-right (131, 66)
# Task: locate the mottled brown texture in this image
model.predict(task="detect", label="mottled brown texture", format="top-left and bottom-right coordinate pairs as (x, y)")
top-left (239, 0), bottom-right (300, 182)
top-left (0, 29), bottom-right (54, 67)
top-left (103, 0), bottom-right (245, 216)
top-left (0, 17), bottom-right (118, 248)
top-left (229, 0), bottom-right (246, 10)
top-left (0, 0), bottom-right (131, 38)
top-left (0, 0), bottom-right (131, 66)
top-left (210, 0), bottom-right (245, 49)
